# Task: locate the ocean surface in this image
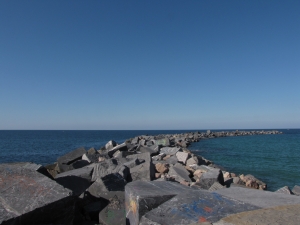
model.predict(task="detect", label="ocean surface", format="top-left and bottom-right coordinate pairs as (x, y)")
top-left (0, 129), bottom-right (299, 191)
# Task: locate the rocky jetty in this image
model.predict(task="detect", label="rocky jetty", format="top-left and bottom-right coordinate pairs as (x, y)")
top-left (2, 130), bottom-right (300, 225)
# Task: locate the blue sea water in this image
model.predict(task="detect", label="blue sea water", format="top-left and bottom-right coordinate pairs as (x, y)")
top-left (0, 129), bottom-right (299, 191)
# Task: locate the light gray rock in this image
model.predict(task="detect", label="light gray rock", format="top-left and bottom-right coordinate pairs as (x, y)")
top-left (215, 186), bottom-right (300, 208)
top-left (160, 147), bottom-right (181, 155)
top-left (105, 140), bottom-right (117, 150)
top-left (168, 163), bottom-right (192, 183)
top-left (275, 186), bottom-right (293, 195)
top-left (175, 151), bottom-right (189, 165)
top-left (292, 185), bottom-right (300, 196)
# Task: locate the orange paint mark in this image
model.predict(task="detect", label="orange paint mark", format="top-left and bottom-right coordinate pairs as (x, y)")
top-left (199, 216), bottom-right (207, 222)
top-left (129, 199), bottom-right (137, 215)
top-left (204, 206), bottom-right (213, 213)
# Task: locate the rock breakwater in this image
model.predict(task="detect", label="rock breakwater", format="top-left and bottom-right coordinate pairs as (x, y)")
top-left (3, 129), bottom-right (300, 225)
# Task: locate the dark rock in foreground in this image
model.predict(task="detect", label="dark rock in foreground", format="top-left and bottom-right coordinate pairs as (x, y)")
top-left (0, 162), bottom-right (75, 225)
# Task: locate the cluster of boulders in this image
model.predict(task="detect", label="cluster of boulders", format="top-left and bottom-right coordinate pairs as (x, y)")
top-left (1, 130), bottom-right (292, 225)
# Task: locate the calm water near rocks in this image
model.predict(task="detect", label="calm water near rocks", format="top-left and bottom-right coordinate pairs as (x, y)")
top-left (0, 129), bottom-right (299, 191)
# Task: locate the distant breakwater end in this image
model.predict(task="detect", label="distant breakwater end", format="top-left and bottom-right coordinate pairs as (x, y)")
top-left (4, 129), bottom-right (300, 225)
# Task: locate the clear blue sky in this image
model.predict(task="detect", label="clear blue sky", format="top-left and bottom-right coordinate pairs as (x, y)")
top-left (0, 1), bottom-right (299, 130)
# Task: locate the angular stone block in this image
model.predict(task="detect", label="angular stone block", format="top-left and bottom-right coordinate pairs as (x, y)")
top-left (292, 185), bottom-right (300, 196)
top-left (155, 163), bottom-right (169, 173)
top-left (127, 152), bottom-right (152, 163)
top-left (165, 155), bottom-right (179, 165)
top-left (155, 138), bottom-right (170, 147)
top-left (215, 186), bottom-right (300, 208)
top-left (125, 180), bottom-right (193, 225)
top-left (186, 155), bottom-right (206, 166)
top-left (160, 147), bottom-right (181, 155)
top-left (105, 140), bottom-right (117, 150)
top-left (57, 147), bottom-right (86, 172)
top-left (99, 192), bottom-right (126, 225)
top-left (140, 188), bottom-right (259, 224)
top-left (136, 145), bottom-right (158, 156)
top-left (208, 182), bottom-right (225, 191)
top-left (168, 163), bottom-right (192, 183)
top-left (275, 186), bottom-right (293, 195)
top-left (87, 147), bottom-right (97, 155)
top-left (0, 163), bottom-right (75, 225)
top-left (197, 167), bottom-right (224, 190)
top-left (88, 173), bottom-right (126, 196)
top-left (91, 159), bottom-right (120, 181)
top-left (129, 161), bottom-right (155, 182)
top-left (55, 165), bottom-right (94, 196)
top-left (108, 142), bottom-right (128, 157)
top-left (175, 151), bottom-right (189, 164)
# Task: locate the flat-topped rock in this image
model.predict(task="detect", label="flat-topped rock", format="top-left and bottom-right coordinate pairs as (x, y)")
top-left (214, 186), bottom-right (300, 208)
top-left (140, 187), bottom-right (259, 224)
top-left (125, 181), bottom-right (195, 225)
top-left (55, 165), bottom-right (94, 196)
top-left (0, 162), bottom-right (75, 225)
top-left (57, 147), bottom-right (86, 172)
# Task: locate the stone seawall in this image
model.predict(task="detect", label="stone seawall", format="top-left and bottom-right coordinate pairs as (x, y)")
top-left (2, 129), bottom-right (300, 225)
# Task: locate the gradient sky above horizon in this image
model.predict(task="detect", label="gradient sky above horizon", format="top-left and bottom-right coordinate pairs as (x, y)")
top-left (0, 1), bottom-right (299, 130)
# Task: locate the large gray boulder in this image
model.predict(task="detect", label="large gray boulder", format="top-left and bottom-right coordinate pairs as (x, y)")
top-left (91, 159), bottom-right (124, 181)
top-left (57, 147), bottom-right (86, 172)
top-left (195, 166), bottom-right (224, 189)
top-left (0, 163), bottom-right (75, 225)
top-left (125, 181), bottom-right (193, 225)
top-left (168, 163), bottom-right (192, 183)
top-left (55, 165), bottom-right (94, 196)
top-left (140, 188), bottom-right (259, 224)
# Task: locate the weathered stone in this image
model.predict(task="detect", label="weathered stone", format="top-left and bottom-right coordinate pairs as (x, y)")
top-left (127, 152), bottom-right (152, 163)
top-left (128, 161), bottom-right (155, 182)
top-left (160, 147), bottom-right (181, 155)
top-left (193, 169), bottom-right (204, 178)
top-left (292, 185), bottom-right (300, 196)
top-left (136, 145), bottom-right (158, 156)
top-left (275, 186), bottom-right (293, 195)
top-left (99, 192), bottom-right (126, 225)
top-left (175, 151), bottom-right (189, 164)
top-left (82, 153), bottom-right (91, 163)
top-left (232, 177), bottom-right (243, 185)
top-left (44, 162), bottom-right (59, 179)
top-left (140, 187), bottom-right (259, 224)
top-left (164, 155), bottom-right (179, 165)
top-left (131, 137), bottom-right (140, 145)
top-left (87, 147), bottom-right (97, 155)
top-left (55, 165), bottom-right (94, 196)
top-left (72, 159), bottom-right (90, 169)
top-left (168, 163), bottom-right (192, 183)
top-left (108, 142), bottom-right (127, 157)
top-left (215, 186), bottom-right (300, 208)
top-left (57, 147), bottom-right (86, 172)
top-left (105, 140), bottom-right (117, 150)
top-left (91, 159), bottom-right (121, 181)
top-left (0, 163), bottom-right (75, 225)
top-left (125, 180), bottom-right (193, 225)
top-left (186, 155), bottom-right (206, 166)
top-left (208, 182), bottom-right (225, 191)
top-left (88, 173), bottom-right (126, 194)
top-left (155, 173), bottom-right (162, 179)
top-left (223, 171), bottom-right (231, 178)
top-left (196, 166), bottom-right (224, 190)
top-left (152, 153), bottom-right (166, 161)
top-left (155, 138), bottom-right (170, 147)
top-left (155, 163), bottom-right (169, 173)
